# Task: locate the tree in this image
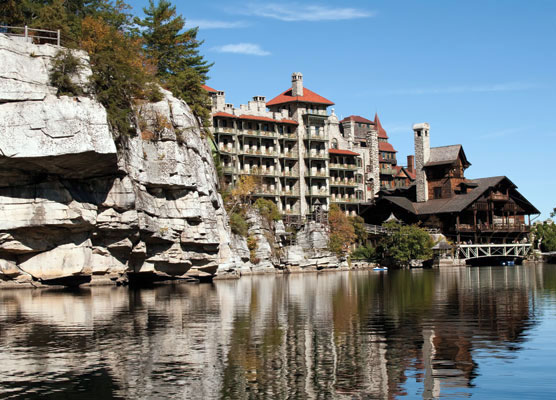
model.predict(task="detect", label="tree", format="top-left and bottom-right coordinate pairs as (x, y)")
top-left (378, 221), bottom-right (433, 266)
top-left (136, 0), bottom-right (213, 127)
top-left (349, 215), bottom-right (367, 245)
top-left (329, 204), bottom-right (356, 256)
top-left (533, 222), bottom-right (556, 252)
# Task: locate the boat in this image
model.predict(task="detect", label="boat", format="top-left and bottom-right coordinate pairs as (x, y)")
top-left (373, 266), bottom-right (388, 271)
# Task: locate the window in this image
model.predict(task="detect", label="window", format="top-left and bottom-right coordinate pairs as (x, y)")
top-left (278, 125), bottom-right (284, 134)
top-left (331, 138), bottom-right (338, 149)
top-left (357, 158), bottom-right (362, 167)
top-left (263, 124), bottom-right (269, 132)
top-left (434, 187), bottom-right (442, 199)
top-left (221, 119), bottom-right (227, 128)
top-left (356, 174), bottom-right (363, 183)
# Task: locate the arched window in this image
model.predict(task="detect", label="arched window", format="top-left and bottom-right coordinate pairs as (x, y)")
top-left (331, 138), bottom-right (338, 149)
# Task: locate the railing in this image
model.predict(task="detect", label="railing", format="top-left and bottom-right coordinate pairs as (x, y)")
top-left (222, 166), bottom-right (236, 174)
top-left (243, 167), bottom-right (279, 176)
top-left (329, 178), bottom-right (357, 187)
top-left (214, 127), bottom-right (235, 134)
top-left (489, 193), bottom-right (509, 202)
top-left (282, 170), bottom-right (299, 177)
top-left (280, 151), bottom-right (298, 158)
top-left (305, 152), bottom-right (328, 159)
top-left (242, 130), bottom-right (277, 138)
top-left (329, 163), bottom-right (358, 170)
top-left (307, 189), bottom-right (328, 196)
top-left (380, 167), bottom-right (395, 175)
top-left (456, 223), bottom-right (529, 232)
top-left (457, 243), bottom-right (532, 260)
top-left (241, 148), bottom-right (278, 157)
top-left (218, 145), bottom-right (236, 154)
top-left (331, 196), bottom-right (358, 203)
top-left (280, 189), bottom-right (300, 196)
top-left (304, 170), bottom-right (328, 178)
top-left (280, 132), bottom-right (297, 140)
top-left (304, 133), bottom-right (328, 141)
top-left (0, 25), bottom-right (60, 46)
top-left (254, 188), bottom-right (278, 196)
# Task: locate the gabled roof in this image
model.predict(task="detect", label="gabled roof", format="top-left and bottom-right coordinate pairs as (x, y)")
top-left (329, 148), bottom-right (360, 156)
top-left (202, 84), bottom-right (218, 93)
top-left (379, 142), bottom-right (397, 152)
top-left (266, 87), bottom-right (334, 106)
top-left (383, 176), bottom-right (539, 215)
top-left (340, 115), bottom-right (375, 125)
top-left (374, 113), bottom-right (388, 139)
top-left (425, 145), bottom-right (470, 168)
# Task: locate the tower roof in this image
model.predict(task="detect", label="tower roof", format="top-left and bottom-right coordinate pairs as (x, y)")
top-left (202, 84), bottom-right (218, 93)
top-left (374, 113), bottom-right (389, 139)
top-left (266, 87), bottom-right (334, 107)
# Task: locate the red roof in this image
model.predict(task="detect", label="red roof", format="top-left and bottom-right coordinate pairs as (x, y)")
top-left (340, 115), bottom-right (375, 125)
top-left (239, 114), bottom-right (298, 125)
top-left (406, 169), bottom-right (416, 180)
top-left (374, 113), bottom-right (388, 139)
top-left (213, 111), bottom-right (236, 118)
top-left (379, 142), bottom-right (397, 152)
top-left (266, 87), bottom-right (334, 106)
top-left (329, 148), bottom-right (360, 156)
top-left (202, 84), bottom-right (218, 93)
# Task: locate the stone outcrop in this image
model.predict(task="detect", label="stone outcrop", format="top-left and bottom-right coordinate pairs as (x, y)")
top-left (0, 34), bottom-right (344, 288)
top-left (0, 35), bottom-right (235, 287)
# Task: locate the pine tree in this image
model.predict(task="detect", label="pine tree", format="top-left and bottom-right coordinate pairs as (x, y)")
top-left (136, 0), bottom-right (213, 127)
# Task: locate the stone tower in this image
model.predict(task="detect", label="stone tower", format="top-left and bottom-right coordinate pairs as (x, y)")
top-left (214, 91), bottom-right (226, 111)
top-left (366, 127), bottom-right (380, 196)
top-left (292, 72), bottom-right (303, 97)
top-left (413, 122), bottom-right (430, 202)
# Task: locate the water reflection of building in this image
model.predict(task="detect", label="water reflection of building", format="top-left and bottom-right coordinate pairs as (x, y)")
top-left (0, 266), bottom-right (543, 399)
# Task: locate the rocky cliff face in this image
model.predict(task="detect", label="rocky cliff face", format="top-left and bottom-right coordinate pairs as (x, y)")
top-left (0, 34), bottom-right (237, 287)
top-left (0, 35), bottom-right (342, 288)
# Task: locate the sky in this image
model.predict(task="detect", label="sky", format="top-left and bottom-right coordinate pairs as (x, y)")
top-left (132, 0), bottom-right (556, 219)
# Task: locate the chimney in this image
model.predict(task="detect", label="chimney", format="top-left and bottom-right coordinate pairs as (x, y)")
top-left (292, 72), bottom-right (303, 97)
top-left (215, 91), bottom-right (226, 111)
top-left (413, 123), bottom-right (430, 202)
top-left (366, 127), bottom-right (380, 196)
top-left (407, 155), bottom-right (415, 173)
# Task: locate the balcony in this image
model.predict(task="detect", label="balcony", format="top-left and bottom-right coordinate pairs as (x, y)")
top-left (489, 192), bottom-right (510, 202)
top-left (455, 223), bottom-right (529, 233)
top-left (222, 166), bottom-right (236, 175)
top-left (380, 167), bottom-right (395, 175)
top-left (329, 177), bottom-right (358, 187)
top-left (241, 129), bottom-right (277, 139)
top-left (304, 132), bottom-right (328, 141)
top-left (280, 151), bottom-right (298, 159)
top-left (218, 145), bottom-right (236, 154)
top-left (253, 187), bottom-right (278, 196)
top-left (240, 148), bottom-right (278, 157)
top-left (214, 127), bottom-right (235, 134)
top-left (280, 132), bottom-right (297, 140)
top-left (280, 188), bottom-right (300, 197)
top-left (305, 170), bottom-right (328, 178)
top-left (282, 170), bottom-right (300, 178)
top-left (307, 188), bottom-right (329, 197)
top-left (242, 166), bottom-right (279, 176)
top-left (331, 194), bottom-right (358, 203)
top-left (304, 150), bottom-right (328, 160)
top-left (329, 163), bottom-right (358, 171)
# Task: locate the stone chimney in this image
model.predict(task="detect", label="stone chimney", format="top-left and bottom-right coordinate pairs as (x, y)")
top-left (292, 72), bottom-right (303, 97)
top-left (366, 127), bottom-right (380, 196)
top-left (407, 155), bottom-right (415, 174)
top-left (215, 91), bottom-right (226, 111)
top-left (413, 123), bottom-right (430, 202)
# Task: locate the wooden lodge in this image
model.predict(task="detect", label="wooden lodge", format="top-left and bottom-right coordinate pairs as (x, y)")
top-left (361, 124), bottom-right (539, 243)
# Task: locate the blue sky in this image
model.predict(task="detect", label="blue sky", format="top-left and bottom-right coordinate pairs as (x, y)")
top-left (132, 0), bottom-right (556, 219)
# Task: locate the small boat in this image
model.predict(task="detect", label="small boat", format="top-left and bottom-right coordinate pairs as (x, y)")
top-left (373, 266), bottom-right (388, 271)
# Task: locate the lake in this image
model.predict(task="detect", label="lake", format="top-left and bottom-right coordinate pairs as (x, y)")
top-left (1, 264), bottom-right (556, 399)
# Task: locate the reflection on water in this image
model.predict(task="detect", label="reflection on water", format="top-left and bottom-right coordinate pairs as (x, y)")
top-left (1, 265), bottom-right (556, 399)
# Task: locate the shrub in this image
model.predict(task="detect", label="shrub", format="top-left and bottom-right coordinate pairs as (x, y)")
top-left (328, 204), bottom-right (356, 256)
top-left (230, 212), bottom-right (248, 237)
top-left (49, 50), bottom-right (83, 96)
top-left (351, 244), bottom-right (376, 260)
top-left (247, 235), bottom-right (258, 264)
top-left (254, 198), bottom-right (281, 223)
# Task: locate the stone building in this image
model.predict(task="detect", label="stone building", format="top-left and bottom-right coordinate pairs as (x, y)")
top-left (207, 73), bottom-right (415, 218)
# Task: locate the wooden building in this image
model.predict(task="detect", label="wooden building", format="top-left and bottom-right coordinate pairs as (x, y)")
top-left (362, 123), bottom-right (539, 243)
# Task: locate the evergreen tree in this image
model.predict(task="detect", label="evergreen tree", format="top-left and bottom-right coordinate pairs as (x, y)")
top-left (136, 0), bottom-right (213, 127)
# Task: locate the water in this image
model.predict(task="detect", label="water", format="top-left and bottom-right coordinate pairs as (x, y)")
top-left (1, 264), bottom-right (556, 399)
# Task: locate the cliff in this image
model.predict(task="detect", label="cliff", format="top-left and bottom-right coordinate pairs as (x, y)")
top-left (0, 34), bottom-right (238, 287)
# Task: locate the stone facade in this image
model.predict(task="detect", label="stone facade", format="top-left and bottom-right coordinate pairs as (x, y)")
top-left (413, 122), bottom-right (431, 202)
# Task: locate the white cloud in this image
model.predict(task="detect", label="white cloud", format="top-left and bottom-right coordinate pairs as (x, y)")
top-left (380, 82), bottom-right (539, 96)
top-left (235, 3), bottom-right (375, 22)
top-left (186, 19), bottom-right (247, 29)
top-left (212, 43), bottom-right (271, 56)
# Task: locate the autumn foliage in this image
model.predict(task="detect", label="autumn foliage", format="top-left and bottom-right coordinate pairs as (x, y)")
top-left (328, 204), bottom-right (356, 256)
